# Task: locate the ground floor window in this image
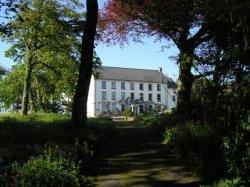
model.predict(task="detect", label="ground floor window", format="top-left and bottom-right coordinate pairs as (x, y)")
top-left (148, 105), bottom-right (153, 111)
top-left (111, 103), bottom-right (116, 112)
top-left (102, 102), bottom-right (106, 112)
top-left (121, 104), bottom-right (125, 112)
top-left (157, 105), bottom-right (161, 112)
top-left (139, 104), bottom-right (144, 113)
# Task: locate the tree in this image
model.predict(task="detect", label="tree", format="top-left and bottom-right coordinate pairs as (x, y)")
top-left (1, 0), bottom-right (82, 115)
top-left (71, 0), bottom-right (98, 126)
top-left (0, 66), bottom-right (6, 79)
top-left (0, 64), bottom-right (24, 110)
top-left (99, 0), bottom-right (225, 114)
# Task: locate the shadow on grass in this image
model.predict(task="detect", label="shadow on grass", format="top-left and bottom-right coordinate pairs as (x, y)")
top-left (89, 124), bottom-right (204, 187)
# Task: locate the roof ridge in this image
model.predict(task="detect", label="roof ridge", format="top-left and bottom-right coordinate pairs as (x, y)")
top-left (101, 66), bottom-right (160, 72)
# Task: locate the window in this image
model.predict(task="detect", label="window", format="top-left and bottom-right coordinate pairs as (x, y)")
top-left (102, 81), bottom-right (106, 89)
top-left (102, 102), bottom-right (106, 112)
top-left (102, 91), bottom-right (107, 100)
top-left (111, 103), bottom-right (116, 112)
top-left (173, 95), bottom-right (176, 101)
top-left (121, 104), bottom-right (125, 112)
top-left (157, 84), bottom-right (161, 91)
top-left (130, 93), bottom-right (134, 100)
top-left (130, 83), bottom-right (134, 90)
top-left (148, 84), bottom-right (152, 91)
top-left (157, 105), bottom-right (161, 112)
top-left (148, 105), bottom-right (153, 111)
top-left (148, 93), bottom-right (152, 101)
top-left (157, 94), bottom-right (161, 102)
top-left (139, 83), bottom-right (144, 90)
top-left (139, 104), bottom-right (144, 113)
top-left (112, 92), bottom-right (116, 100)
top-left (140, 93), bottom-right (144, 101)
top-left (111, 82), bottom-right (116, 89)
top-left (121, 92), bottom-right (125, 100)
top-left (121, 82), bottom-right (125, 90)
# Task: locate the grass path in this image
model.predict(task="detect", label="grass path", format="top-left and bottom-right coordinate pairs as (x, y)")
top-left (89, 123), bottom-right (201, 187)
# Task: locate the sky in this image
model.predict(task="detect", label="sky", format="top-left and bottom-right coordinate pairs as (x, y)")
top-left (0, 0), bottom-right (179, 80)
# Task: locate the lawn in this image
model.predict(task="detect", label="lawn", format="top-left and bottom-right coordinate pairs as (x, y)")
top-left (0, 112), bottom-right (114, 186)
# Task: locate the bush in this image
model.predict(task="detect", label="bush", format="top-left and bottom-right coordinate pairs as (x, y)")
top-left (206, 178), bottom-right (245, 187)
top-left (13, 148), bottom-right (81, 187)
top-left (86, 117), bottom-right (115, 148)
top-left (163, 121), bottom-right (225, 178)
top-left (222, 121), bottom-right (250, 182)
top-left (0, 113), bottom-right (115, 186)
top-left (122, 108), bottom-right (133, 121)
top-left (0, 112), bottom-right (70, 124)
top-left (140, 115), bottom-right (157, 125)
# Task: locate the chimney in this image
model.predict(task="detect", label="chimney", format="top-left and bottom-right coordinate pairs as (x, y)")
top-left (159, 67), bottom-right (163, 74)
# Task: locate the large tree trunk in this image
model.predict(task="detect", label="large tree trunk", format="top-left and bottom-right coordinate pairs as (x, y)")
top-left (21, 54), bottom-right (34, 115)
top-left (71, 0), bottom-right (98, 126)
top-left (29, 90), bottom-right (35, 112)
top-left (177, 49), bottom-right (194, 115)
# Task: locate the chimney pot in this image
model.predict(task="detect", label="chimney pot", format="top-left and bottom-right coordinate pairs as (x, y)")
top-left (159, 67), bottom-right (163, 73)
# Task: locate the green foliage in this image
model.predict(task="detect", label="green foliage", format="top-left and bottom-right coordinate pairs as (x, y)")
top-left (13, 148), bottom-right (81, 187)
top-left (222, 120), bottom-right (250, 181)
top-left (206, 178), bottom-right (245, 187)
top-left (0, 113), bottom-right (114, 186)
top-left (0, 65), bottom-right (6, 79)
top-left (0, 0), bottom-right (84, 113)
top-left (163, 121), bottom-right (225, 178)
top-left (140, 116), bottom-right (157, 126)
top-left (0, 65), bottom-right (25, 109)
top-left (0, 112), bottom-right (70, 124)
top-left (122, 108), bottom-right (133, 118)
top-left (87, 117), bottom-right (115, 143)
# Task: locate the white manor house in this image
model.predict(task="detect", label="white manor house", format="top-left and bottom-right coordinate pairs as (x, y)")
top-left (87, 66), bottom-right (177, 117)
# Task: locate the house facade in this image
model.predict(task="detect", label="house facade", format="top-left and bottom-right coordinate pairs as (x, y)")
top-left (87, 66), bottom-right (177, 117)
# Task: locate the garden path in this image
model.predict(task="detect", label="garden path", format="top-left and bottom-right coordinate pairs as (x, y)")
top-left (89, 123), bottom-right (201, 187)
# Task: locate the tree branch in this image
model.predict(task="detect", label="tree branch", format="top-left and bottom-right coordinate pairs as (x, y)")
top-left (39, 62), bottom-right (61, 76)
top-left (189, 25), bottom-right (210, 48)
top-left (193, 70), bottom-right (215, 80)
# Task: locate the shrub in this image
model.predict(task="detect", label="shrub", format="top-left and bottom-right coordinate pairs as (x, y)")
top-left (0, 113), bottom-right (115, 186)
top-left (0, 112), bottom-right (70, 124)
top-left (87, 117), bottom-right (115, 142)
top-left (141, 116), bottom-right (157, 125)
top-left (222, 121), bottom-right (250, 181)
top-left (207, 178), bottom-right (245, 187)
top-left (154, 112), bottom-right (181, 134)
top-left (122, 108), bottom-right (134, 121)
top-left (163, 121), bottom-right (225, 178)
top-left (12, 148), bottom-right (81, 187)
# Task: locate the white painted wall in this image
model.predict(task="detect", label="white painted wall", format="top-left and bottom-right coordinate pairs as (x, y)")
top-left (87, 76), bottom-right (95, 117)
top-left (90, 78), bottom-right (177, 116)
top-left (167, 88), bottom-right (177, 110)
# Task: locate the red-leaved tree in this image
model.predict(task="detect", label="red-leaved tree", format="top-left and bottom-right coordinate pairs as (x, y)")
top-left (99, 0), bottom-right (224, 114)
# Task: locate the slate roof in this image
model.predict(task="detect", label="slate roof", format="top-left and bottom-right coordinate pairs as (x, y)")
top-left (95, 66), bottom-right (177, 88)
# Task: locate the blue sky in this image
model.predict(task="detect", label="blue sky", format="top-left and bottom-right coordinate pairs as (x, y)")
top-left (0, 0), bottom-right (179, 80)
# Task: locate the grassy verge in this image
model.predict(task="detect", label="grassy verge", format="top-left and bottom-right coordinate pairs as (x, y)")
top-left (0, 112), bottom-right (114, 186)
